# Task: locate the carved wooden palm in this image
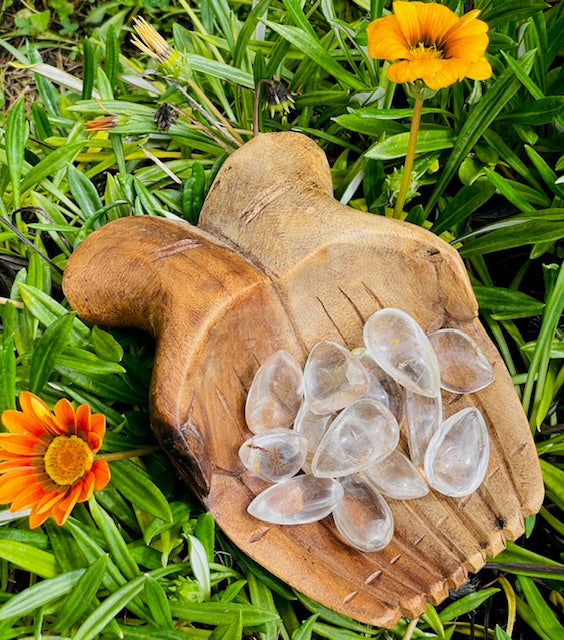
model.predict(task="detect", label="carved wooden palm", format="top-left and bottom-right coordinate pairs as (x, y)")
top-left (63, 132), bottom-right (543, 627)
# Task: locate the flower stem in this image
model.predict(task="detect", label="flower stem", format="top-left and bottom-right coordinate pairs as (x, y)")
top-left (393, 98), bottom-right (424, 220)
top-left (97, 446), bottom-right (160, 462)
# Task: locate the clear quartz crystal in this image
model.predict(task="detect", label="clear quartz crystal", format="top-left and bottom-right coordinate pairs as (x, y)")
top-left (238, 429), bottom-right (308, 482)
top-left (405, 390), bottom-right (443, 466)
top-left (363, 308), bottom-right (440, 398)
top-left (424, 407), bottom-right (490, 498)
top-left (247, 475), bottom-right (344, 525)
top-left (293, 401), bottom-right (333, 473)
top-left (303, 341), bottom-right (369, 415)
top-left (333, 474), bottom-right (394, 552)
top-left (354, 347), bottom-right (406, 425)
top-left (245, 350), bottom-right (303, 433)
top-left (428, 328), bottom-right (495, 394)
top-left (311, 398), bottom-right (399, 478)
top-left (364, 450), bottom-right (429, 500)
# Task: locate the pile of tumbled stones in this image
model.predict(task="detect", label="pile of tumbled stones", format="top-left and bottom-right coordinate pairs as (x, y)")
top-left (239, 307), bottom-right (494, 552)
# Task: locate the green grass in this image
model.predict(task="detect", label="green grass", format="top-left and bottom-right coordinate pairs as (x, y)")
top-left (0, 0), bottom-right (562, 638)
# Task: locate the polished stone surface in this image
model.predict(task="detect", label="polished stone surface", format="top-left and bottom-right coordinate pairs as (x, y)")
top-left (303, 341), bottom-right (369, 415)
top-left (311, 398), bottom-right (399, 478)
top-left (245, 350), bottom-right (303, 433)
top-left (239, 428), bottom-right (308, 482)
top-left (247, 475), bottom-right (344, 525)
top-left (363, 308), bottom-right (440, 397)
top-left (333, 474), bottom-right (394, 552)
top-left (424, 407), bottom-right (490, 498)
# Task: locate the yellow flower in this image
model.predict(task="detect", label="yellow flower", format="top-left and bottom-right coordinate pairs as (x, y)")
top-left (0, 392), bottom-right (110, 528)
top-left (367, 1), bottom-right (492, 90)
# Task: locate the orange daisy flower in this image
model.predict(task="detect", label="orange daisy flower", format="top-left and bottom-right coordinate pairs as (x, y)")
top-left (367, 1), bottom-right (492, 90)
top-left (0, 392), bottom-right (110, 528)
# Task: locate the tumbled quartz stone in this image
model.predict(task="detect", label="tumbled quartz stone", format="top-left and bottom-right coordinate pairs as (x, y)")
top-left (354, 347), bottom-right (406, 425)
top-left (247, 475), bottom-right (344, 525)
top-left (238, 429), bottom-right (308, 483)
top-left (364, 450), bottom-right (429, 500)
top-left (363, 308), bottom-right (440, 398)
top-left (311, 398), bottom-right (399, 478)
top-left (293, 401), bottom-right (333, 473)
top-left (303, 341), bottom-right (369, 415)
top-left (428, 328), bottom-right (494, 394)
top-left (333, 474), bottom-right (394, 552)
top-left (245, 350), bottom-right (303, 433)
top-left (424, 407), bottom-right (490, 498)
top-left (405, 390), bottom-right (443, 467)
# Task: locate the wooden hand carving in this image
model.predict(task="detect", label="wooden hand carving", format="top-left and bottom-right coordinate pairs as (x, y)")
top-left (63, 132), bottom-right (543, 627)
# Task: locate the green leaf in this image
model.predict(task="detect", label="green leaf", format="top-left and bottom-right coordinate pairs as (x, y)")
top-left (518, 576), bottom-right (564, 638)
top-left (144, 576), bottom-right (174, 630)
top-left (73, 574), bottom-right (147, 640)
top-left (68, 164), bottom-right (104, 220)
top-left (0, 569), bottom-right (85, 620)
top-left (30, 312), bottom-right (75, 394)
top-left (51, 555), bottom-right (108, 632)
top-left (169, 601), bottom-right (280, 626)
top-left (366, 129), bottom-right (455, 160)
top-left (82, 38), bottom-right (94, 100)
top-left (187, 534), bottom-right (211, 601)
top-left (18, 283), bottom-right (90, 343)
top-left (208, 610), bottom-right (243, 640)
top-left (194, 512), bottom-right (215, 564)
top-left (501, 96), bottom-right (564, 125)
top-left (483, 168), bottom-right (536, 213)
top-left (5, 95), bottom-right (28, 210)
top-left (0, 540), bottom-right (58, 578)
top-left (89, 495), bottom-right (140, 581)
top-left (425, 51), bottom-right (536, 215)
top-left (187, 54), bottom-right (254, 89)
top-left (459, 212), bottom-right (564, 256)
top-left (431, 181), bottom-right (495, 235)
top-left (438, 588), bottom-right (500, 622)
top-left (182, 163), bottom-right (206, 224)
top-left (480, 1), bottom-right (549, 28)
top-left (247, 572), bottom-right (278, 640)
top-left (91, 326), bottom-right (124, 363)
top-left (0, 302), bottom-right (17, 411)
top-left (56, 346), bottom-right (126, 375)
top-left (294, 592), bottom-right (371, 633)
top-left (20, 141), bottom-right (86, 194)
top-left (263, 21), bottom-right (367, 91)
top-left (110, 459), bottom-right (172, 523)
top-left (494, 626), bottom-right (512, 640)
top-left (521, 338), bottom-right (563, 358)
top-left (293, 614), bottom-right (319, 640)
top-left (474, 285), bottom-right (545, 320)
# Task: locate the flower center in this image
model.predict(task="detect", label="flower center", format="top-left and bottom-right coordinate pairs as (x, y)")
top-left (44, 435), bottom-right (93, 486)
top-left (410, 41), bottom-right (445, 60)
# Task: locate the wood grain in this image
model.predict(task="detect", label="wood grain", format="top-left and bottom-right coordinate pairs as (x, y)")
top-left (63, 131), bottom-right (543, 627)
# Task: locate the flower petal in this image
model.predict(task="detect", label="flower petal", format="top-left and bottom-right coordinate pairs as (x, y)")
top-left (92, 460), bottom-right (111, 491)
top-left (28, 506), bottom-right (51, 528)
top-left (78, 471), bottom-right (95, 502)
top-left (10, 482), bottom-right (46, 512)
top-left (89, 414), bottom-right (106, 441)
top-left (35, 489), bottom-right (66, 515)
top-left (0, 458), bottom-right (31, 472)
top-left (53, 398), bottom-right (77, 434)
top-left (75, 404), bottom-right (92, 437)
top-left (0, 434), bottom-right (42, 456)
top-left (52, 483), bottom-right (82, 525)
top-left (19, 392), bottom-right (52, 422)
top-left (423, 58), bottom-right (470, 90)
top-left (367, 15), bottom-right (411, 60)
top-left (416, 2), bottom-right (458, 44)
top-left (393, 1), bottom-right (422, 45)
top-left (0, 470), bottom-right (37, 502)
top-left (466, 57), bottom-right (493, 80)
top-left (1, 410), bottom-right (45, 437)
